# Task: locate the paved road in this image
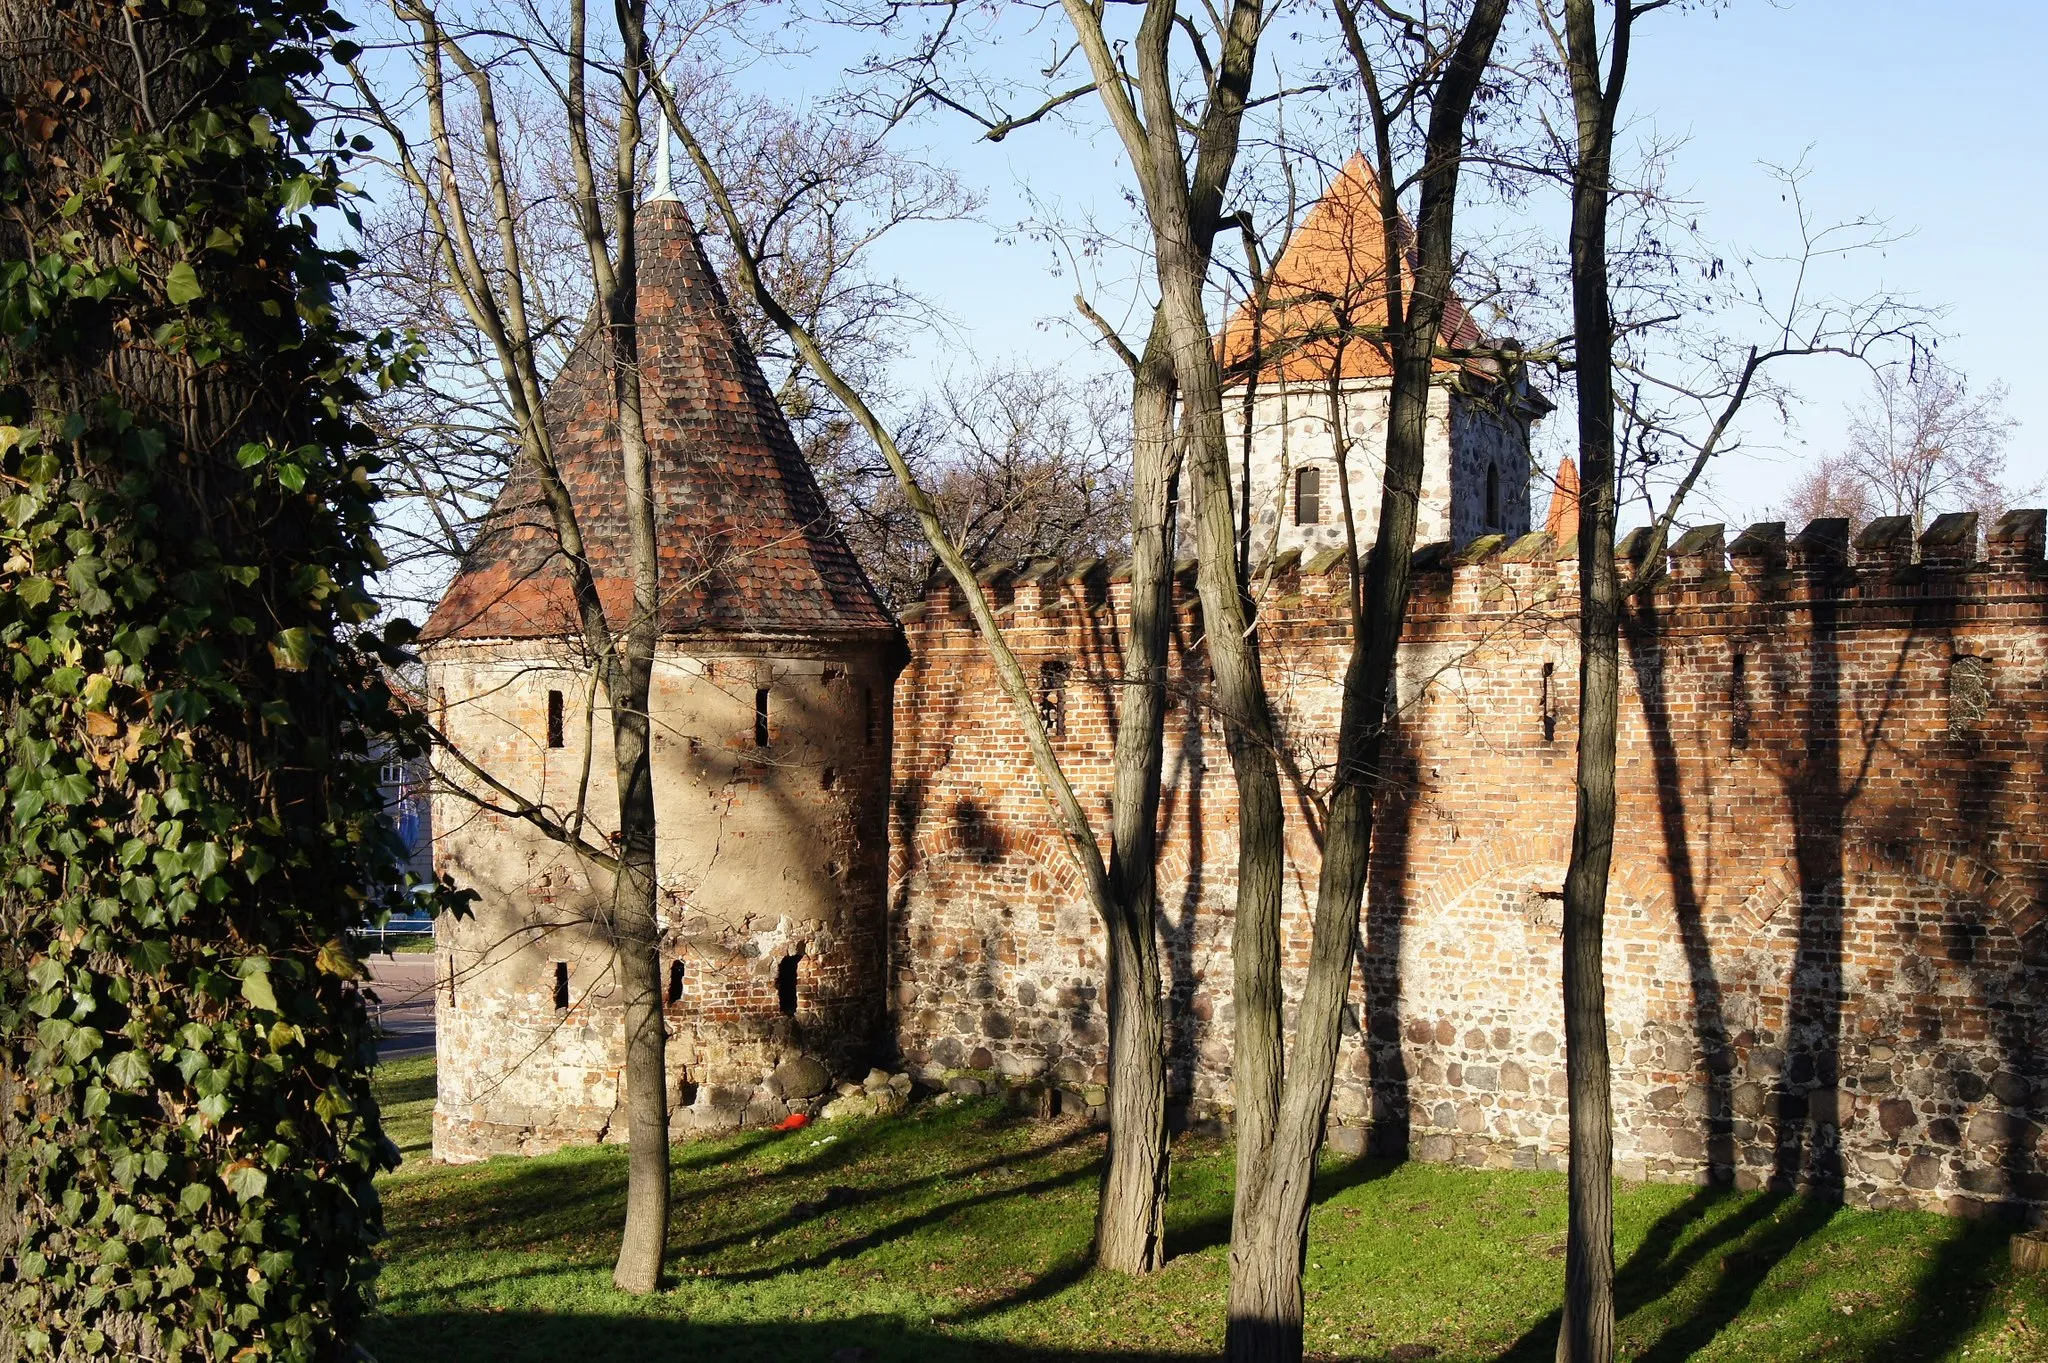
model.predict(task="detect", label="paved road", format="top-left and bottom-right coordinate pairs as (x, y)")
top-left (365, 954), bottom-right (437, 1062)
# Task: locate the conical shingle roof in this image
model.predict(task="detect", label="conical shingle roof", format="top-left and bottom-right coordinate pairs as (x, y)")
top-left (1218, 155), bottom-right (1483, 386)
top-left (421, 200), bottom-right (897, 646)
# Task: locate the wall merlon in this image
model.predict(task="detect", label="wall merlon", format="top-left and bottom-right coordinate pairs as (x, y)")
top-left (1790, 516), bottom-right (1851, 573)
top-left (1854, 515), bottom-right (1915, 574)
top-left (1728, 521), bottom-right (1787, 576)
top-left (1919, 511), bottom-right (1981, 569)
top-left (1990, 509), bottom-right (2047, 565)
top-left (1667, 523), bottom-right (1727, 585)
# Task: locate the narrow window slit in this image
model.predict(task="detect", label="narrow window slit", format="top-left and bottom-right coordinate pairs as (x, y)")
top-left (546, 689), bottom-right (565, 749)
top-left (552, 960), bottom-right (569, 1011)
top-left (666, 959), bottom-right (686, 1005)
top-left (1540, 661), bottom-right (1557, 742)
top-left (776, 950), bottom-right (801, 1017)
top-left (754, 688), bottom-right (770, 748)
top-left (1731, 652), bottom-right (1751, 749)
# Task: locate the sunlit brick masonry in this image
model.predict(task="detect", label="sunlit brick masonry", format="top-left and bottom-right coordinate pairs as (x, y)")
top-left (890, 508), bottom-right (2048, 1220)
top-left (416, 158), bottom-right (2048, 1229)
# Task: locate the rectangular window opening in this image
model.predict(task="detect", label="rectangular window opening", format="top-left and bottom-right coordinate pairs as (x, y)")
top-left (1485, 463), bottom-right (1502, 531)
top-left (754, 688), bottom-right (771, 747)
top-left (552, 960), bottom-right (570, 1011)
top-left (776, 950), bottom-right (801, 1017)
top-left (1540, 661), bottom-right (1557, 743)
top-left (1038, 660), bottom-right (1070, 737)
top-left (546, 689), bottom-right (565, 749)
top-left (666, 959), bottom-right (686, 1005)
top-left (1294, 466), bottom-right (1322, 526)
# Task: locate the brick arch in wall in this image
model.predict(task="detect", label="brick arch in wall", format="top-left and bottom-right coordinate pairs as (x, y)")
top-left (1397, 828), bottom-right (1674, 924)
top-left (1356, 834), bottom-right (1689, 1169)
top-left (899, 815), bottom-right (1095, 906)
top-left (1737, 843), bottom-right (2042, 939)
top-left (890, 812), bottom-right (1114, 1074)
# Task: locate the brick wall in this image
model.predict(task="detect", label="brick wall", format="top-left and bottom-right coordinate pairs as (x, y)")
top-left (889, 511), bottom-right (2048, 1218)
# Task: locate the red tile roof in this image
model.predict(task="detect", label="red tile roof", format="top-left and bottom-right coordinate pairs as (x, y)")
top-left (421, 200), bottom-right (898, 646)
top-left (1218, 154), bottom-right (1483, 386)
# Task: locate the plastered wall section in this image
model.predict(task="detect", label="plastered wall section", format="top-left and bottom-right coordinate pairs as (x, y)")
top-left (889, 518), bottom-right (2048, 1220)
top-left (427, 637), bottom-right (896, 1159)
top-left (1229, 378), bottom-right (1533, 559)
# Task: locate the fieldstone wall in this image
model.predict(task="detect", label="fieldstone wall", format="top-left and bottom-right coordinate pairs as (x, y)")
top-left (890, 511), bottom-right (2048, 1220)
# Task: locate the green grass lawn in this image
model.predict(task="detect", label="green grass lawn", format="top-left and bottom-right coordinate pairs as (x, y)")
top-left (366, 1060), bottom-right (2048, 1362)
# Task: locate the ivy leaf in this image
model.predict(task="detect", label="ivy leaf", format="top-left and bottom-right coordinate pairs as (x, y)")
top-left (239, 970), bottom-right (277, 1013)
top-left (107, 1050), bottom-right (153, 1090)
top-left (165, 262), bottom-right (203, 306)
top-left (223, 1162), bottom-right (268, 1204)
top-left (268, 628), bottom-right (314, 672)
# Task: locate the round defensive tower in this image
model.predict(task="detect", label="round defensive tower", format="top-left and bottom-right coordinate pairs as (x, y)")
top-left (418, 197), bottom-right (903, 1160)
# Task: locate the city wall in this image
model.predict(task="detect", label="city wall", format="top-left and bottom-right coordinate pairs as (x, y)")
top-left (888, 511), bottom-right (2048, 1218)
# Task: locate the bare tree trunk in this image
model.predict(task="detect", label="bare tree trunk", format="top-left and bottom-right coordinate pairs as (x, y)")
top-left (1097, 314), bottom-right (1181, 1273)
top-left (569, 0), bottom-right (669, 1292)
top-left (662, 72), bottom-right (1189, 1274)
top-left (1555, 2), bottom-right (1633, 1357)
top-left (1218, 10), bottom-right (1507, 1357)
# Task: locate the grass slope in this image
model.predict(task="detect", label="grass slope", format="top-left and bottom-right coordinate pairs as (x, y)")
top-left (366, 1062), bottom-right (2048, 1362)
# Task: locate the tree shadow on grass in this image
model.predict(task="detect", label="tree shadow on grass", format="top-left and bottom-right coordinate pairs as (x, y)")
top-left (378, 1115), bottom-right (1104, 1307)
top-left (368, 1310), bottom-right (1217, 1363)
top-left (1164, 1153), bottom-right (1403, 1261)
top-left (1493, 1185), bottom-right (2016, 1362)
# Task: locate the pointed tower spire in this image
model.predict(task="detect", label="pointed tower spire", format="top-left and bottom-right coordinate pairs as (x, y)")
top-left (422, 201), bottom-right (896, 646)
top-left (648, 107), bottom-right (677, 203)
top-left (1545, 456), bottom-right (1581, 542)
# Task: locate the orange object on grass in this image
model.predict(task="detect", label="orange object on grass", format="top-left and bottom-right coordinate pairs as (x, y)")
top-left (772, 1112), bottom-right (810, 1132)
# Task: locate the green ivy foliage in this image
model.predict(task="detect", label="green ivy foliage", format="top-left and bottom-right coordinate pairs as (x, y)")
top-left (0, 0), bottom-right (446, 1357)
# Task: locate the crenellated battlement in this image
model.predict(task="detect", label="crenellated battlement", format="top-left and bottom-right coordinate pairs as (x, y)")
top-left (897, 510), bottom-right (2048, 642)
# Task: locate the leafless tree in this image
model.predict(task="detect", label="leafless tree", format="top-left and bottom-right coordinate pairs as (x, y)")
top-left (845, 364), bottom-right (1134, 604)
top-left (1840, 358), bottom-right (2021, 536)
top-left (661, 65), bottom-right (1193, 1271)
top-left (1536, 8), bottom-right (1927, 1359)
top-left (1782, 453), bottom-right (1875, 529)
top-left (343, 0), bottom-right (679, 1292)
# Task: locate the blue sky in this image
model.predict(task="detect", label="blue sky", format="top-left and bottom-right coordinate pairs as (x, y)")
top-left (786, 0), bottom-right (2044, 528)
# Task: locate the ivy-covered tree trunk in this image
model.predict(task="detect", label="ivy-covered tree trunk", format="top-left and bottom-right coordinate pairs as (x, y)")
top-left (1, 0), bottom-right (426, 1357)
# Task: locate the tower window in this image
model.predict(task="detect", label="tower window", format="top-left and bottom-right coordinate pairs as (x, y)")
top-left (1485, 463), bottom-right (1502, 531)
top-left (1038, 660), bottom-right (1070, 736)
top-left (776, 950), bottom-right (801, 1017)
top-left (1294, 467), bottom-right (1322, 526)
top-left (667, 959), bottom-right (686, 1005)
top-left (1541, 661), bottom-right (1557, 742)
top-left (1731, 652), bottom-right (1750, 749)
top-left (754, 688), bottom-right (771, 747)
top-left (552, 960), bottom-right (570, 1011)
top-left (546, 689), bottom-right (565, 748)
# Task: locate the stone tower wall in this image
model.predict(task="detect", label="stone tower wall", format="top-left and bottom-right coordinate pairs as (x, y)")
top-left (428, 637), bottom-right (896, 1159)
top-left (889, 513), bottom-right (2048, 1219)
